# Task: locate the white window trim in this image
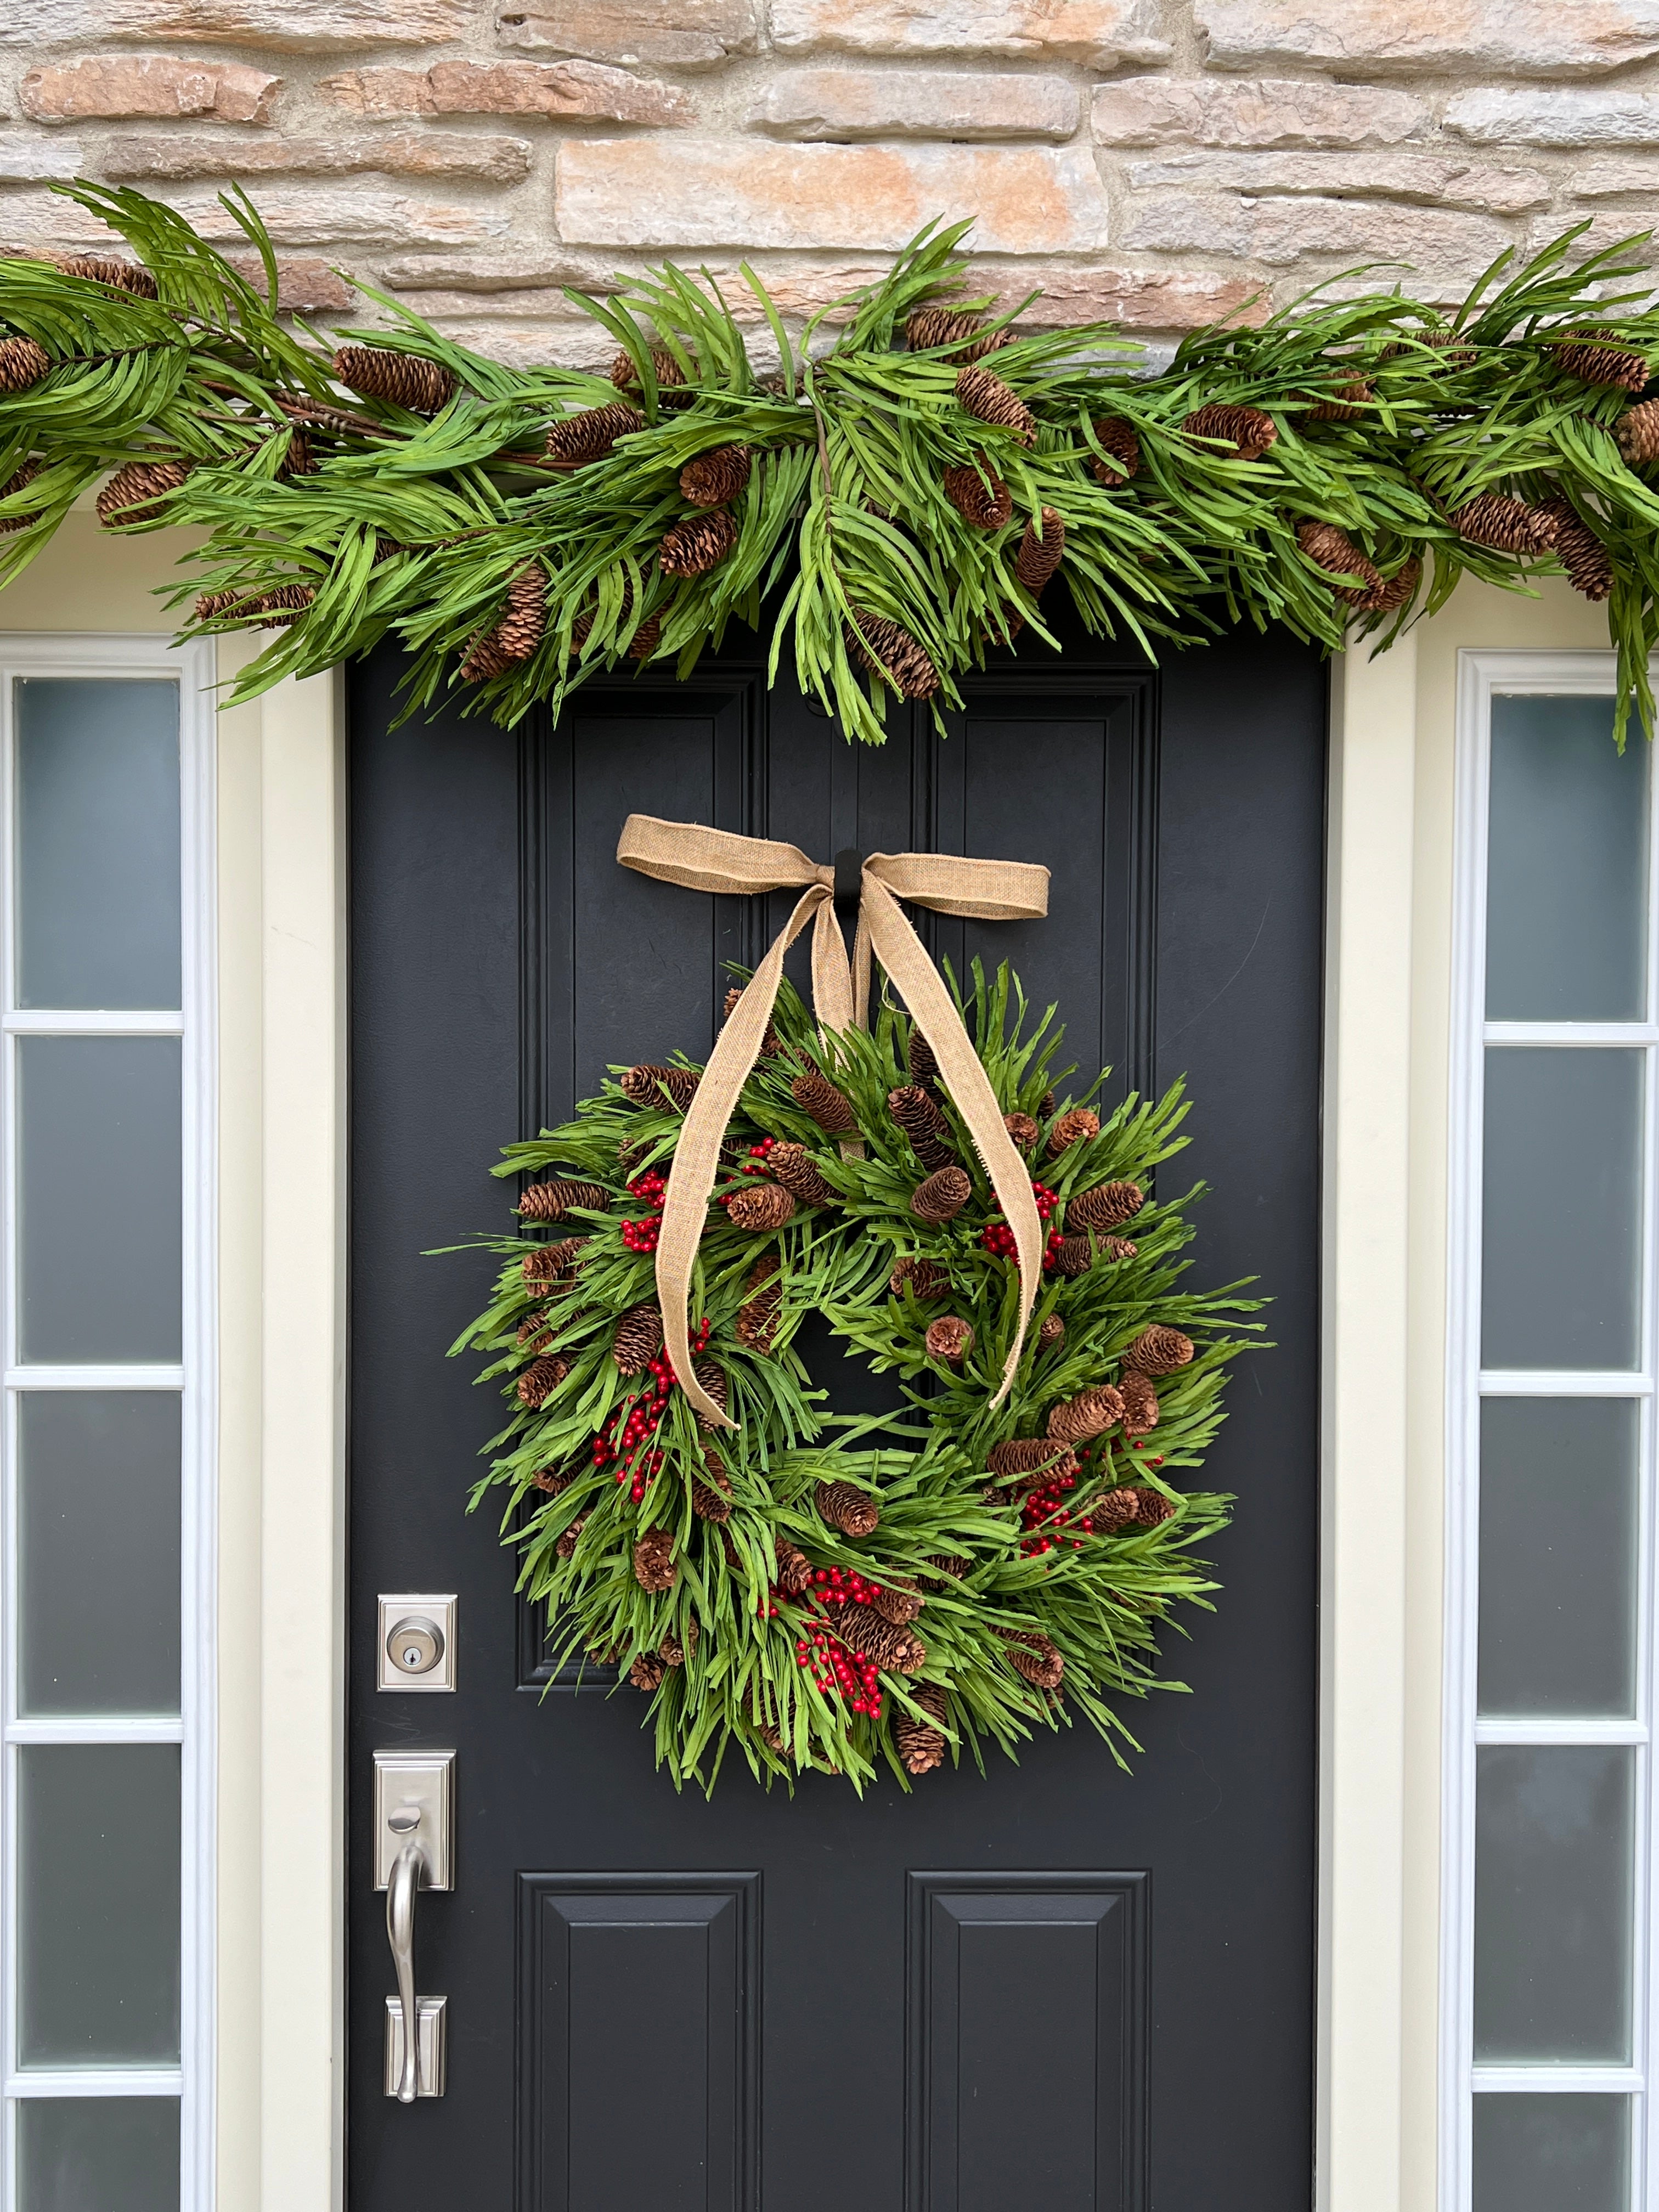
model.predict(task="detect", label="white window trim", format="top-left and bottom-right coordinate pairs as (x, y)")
top-left (0, 635), bottom-right (217, 2209)
top-left (1441, 647), bottom-right (1659, 2209)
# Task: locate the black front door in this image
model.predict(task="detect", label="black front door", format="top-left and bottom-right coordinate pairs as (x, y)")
top-left (346, 613), bottom-right (1325, 2210)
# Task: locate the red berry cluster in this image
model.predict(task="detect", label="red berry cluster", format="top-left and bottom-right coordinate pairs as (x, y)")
top-left (590, 1318), bottom-right (712, 1503)
top-left (1019, 1465), bottom-right (1090, 1555)
top-left (622, 1167), bottom-right (668, 1254)
top-left (981, 1221), bottom-right (1069, 1271)
top-left (719, 1137), bottom-right (776, 1211)
top-left (789, 1565), bottom-right (889, 1715)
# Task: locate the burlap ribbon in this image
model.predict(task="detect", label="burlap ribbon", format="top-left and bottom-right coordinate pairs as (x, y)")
top-left (616, 814), bottom-right (1051, 1428)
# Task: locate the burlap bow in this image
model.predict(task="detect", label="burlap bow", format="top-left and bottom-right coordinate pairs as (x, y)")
top-left (616, 814), bottom-right (1051, 1427)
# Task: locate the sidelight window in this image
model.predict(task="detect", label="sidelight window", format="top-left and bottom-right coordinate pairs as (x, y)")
top-left (0, 642), bottom-right (215, 2212)
top-left (1446, 654), bottom-right (1659, 2210)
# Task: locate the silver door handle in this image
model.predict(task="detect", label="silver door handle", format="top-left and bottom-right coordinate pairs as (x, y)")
top-left (374, 1751), bottom-right (453, 2100)
top-left (386, 1827), bottom-right (423, 2103)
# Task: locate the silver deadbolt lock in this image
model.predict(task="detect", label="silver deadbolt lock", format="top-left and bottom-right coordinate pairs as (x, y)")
top-left (377, 1594), bottom-right (457, 1692)
top-left (391, 1617), bottom-right (443, 1674)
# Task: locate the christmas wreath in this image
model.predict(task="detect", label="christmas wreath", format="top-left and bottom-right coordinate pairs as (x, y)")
top-left (454, 819), bottom-right (1262, 1790)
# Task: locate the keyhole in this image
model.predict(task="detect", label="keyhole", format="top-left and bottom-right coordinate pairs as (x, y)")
top-left (402, 1645), bottom-right (421, 1668)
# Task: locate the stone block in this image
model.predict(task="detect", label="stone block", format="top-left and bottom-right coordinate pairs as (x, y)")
top-left (1570, 157), bottom-right (1659, 195)
top-left (1124, 150), bottom-right (1549, 213)
top-left (324, 59), bottom-right (692, 124)
top-left (223, 252), bottom-right (355, 311)
top-left (1124, 192), bottom-right (1512, 279)
top-left (377, 250), bottom-right (624, 289)
top-left (556, 138), bottom-right (1110, 251)
top-left (0, 0), bottom-right (478, 49)
top-left (1091, 75), bottom-right (1427, 148)
top-left (414, 316), bottom-right (619, 369)
top-left (754, 65), bottom-right (1077, 139)
top-left (170, 186), bottom-right (512, 246)
top-left (100, 131), bottom-right (534, 183)
top-left (771, 0), bottom-right (1169, 64)
top-left (960, 257), bottom-right (1266, 329)
top-left (1196, 0), bottom-right (1659, 77)
top-left (495, 0), bottom-right (758, 69)
top-left (1444, 87), bottom-right (1659, 145)
top-left (20, 55), bottom-right (281, 124)
top-left (0, 135), bottom-right (84, 180)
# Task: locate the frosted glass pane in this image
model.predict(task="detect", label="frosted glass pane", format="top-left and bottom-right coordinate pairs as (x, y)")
top-left (18, 1743), bottom-right (180, 2066)
top-left (19, 1393), bottom-right (180, 1715)
top-left (1487, 692), bottom-right (1648, 1022)
top-left (1482, 1049), bottom-right (1642, 1370)
top-left (18, 1036), bottom-right (181, 1363)
top-left (15, 678), bottom-right (180, 1011)
top-left (1475, 1745), bottom-right (1633, 2062)
top-left (1479, 1399), bottom-right (1638, 1717)
top-left (18, 2097), bottom-right (179, 2212)
top-left (1473, 2095), bottom-right (1629, 2212)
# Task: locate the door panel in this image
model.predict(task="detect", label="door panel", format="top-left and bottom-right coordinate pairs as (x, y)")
top-left (347, 612), bottom-right (1324, 2209)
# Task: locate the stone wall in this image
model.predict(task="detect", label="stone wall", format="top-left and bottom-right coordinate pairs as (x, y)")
top-left (2, 0), bottom-right (1658, 362)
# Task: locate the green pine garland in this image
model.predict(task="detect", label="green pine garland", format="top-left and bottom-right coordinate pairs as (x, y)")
top-left (3, 182), bottom-right (1659, 739)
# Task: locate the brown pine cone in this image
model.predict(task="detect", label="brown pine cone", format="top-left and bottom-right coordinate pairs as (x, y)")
top-left (1066, 1181), bottom-right (1143, 1232)
top-left (555, 1516), bottom-right (585, 1560)
top-left (872, 1581), bottom-right (924, 1625)
top-left (817, 1477), bottom-right (881, 1537)
top-left (629, 1651), bottom-right (668, 1691)
top-left (1296, 521), bottom-right (1384, 607)
top-left (96, 458), bottom-right (192, 528)
top-left (987, 1436), bottom-right (1079, 1488)
top-left (1103, 1237), bottom-right (1138, 1262)
top-left (1004, 1111), bottom-right (1040, 1152)
top-left (1038, 1312), bottom-right (1065, 1350)
top-left (1616, 398), bottom-right (1659, 466)
top-left (692, 1472), bottom-right (733, 1523)
top-left (1119, 1369), bottom-right (1160, 1434)
top-left (737, 1252), bottom-right (783, 1353)
top-left (1124, 1324), bottom-right (1195, 1375)
top-left (633, 1527), bottom-right (678, 1592)
top-left (755, 1718), bottom-right (788, 1757)
top-left (57, 254), bottom-right (159, 297)
top-left (544, 402), bottom-right (646, 466)
top-left (516, 1353), bottom-right (569, 1408)
top-left (1182, 401), bottom-right (1277, 461)
top-left (895, 1680), bottom-right (950, 1774)
top-left (1047, 1385), bottom-right (1126, 1443)
top-left (518, 1311), bottom-right (552, 1351)
top-left (1092, 1485), bottom-right (1175, 1533)
top-left (1054, 1235), bottom-right (1095, 1278)
top-left (921, 1554), bottom-right (971, 1588)
top-left (1306, 376), bottom-right (1374, 422)
top-left (690, 1357), bottom-right (728, 1427)
top-left (610, 343), bottom-right (694, 393)
top-left (725, 983), bottom-right (782, 1056)
top-left (1380, 329), bottom-right (1477, 369)
top-left (1046, 1107), bottom-right (1100, 1159)
top-left (0, 459), bottom-right (41, 533)
top-left (1551, 330), bottom-right (1650, 391)
top-left (0, 336), bottom-right (50, 395)
top-left (333, 345), bottom-right (457, 414)
top-left (889, 1084), bottom-right (956, 1172)
top-left (519, 1178), bottom-right (610, 1222)
top-left (1538, 496), bottom-right (1614, 601)
top-left (461, 561), bottom-right (548, 682)
top-left (838, 1606), bottom-right (926, 1673)
top-left (1001, 1629), bottom-right (1064, 1690)
top-left (680, 442), bottom-right (752, 507)
top-left (911, 1166), bottom-right (972, 1223)
top-left (1014, 507), bottom-right (1066, 596)
top-left (251, 583), bottom-right (317, 630)
top-left (907, 306), bottom-right (1012, 361)
top-left (775, 1538), bottom-right (814, 1595)
top-left (522, 1238), bottom-right (584, 1290)
top-left (661, 508), bottom-right (739, 578)
top-left (769, 1141), bottom-right (839, 1207)
top-left (908, 1028), bottom-right (939, 1086)
top-left (1360, 557), bottom-right (1421, 616)
top-left (622, 1062), bottom-right (700, 1112)
top-left (194, 589), bottom-right (248, 624)
top-left (278, 427), bottom-right (315, 479)
top-left (925, 1315), bottom-right (974, 1364)
top-left (890, 1255), bottom-right (946, 1300)
top-left (791, 1068), bottom-right (857, 1135)
top-left (956, 364), bottom-right (1036, 445)
top-left (612, 1301), bottom-right (665, 1376)
top-left (943, 455), bottom-right (1013, 529)
top-left (659, 1619), bottom-right (699, 1667)
top-left (844, 608), bottom-right (941, 700)
top-left (1452, 494), bottom-right (1558, 557)
top-left (1090, 415), bottom-right (1142, 483)
top-left (727, 1181), bottom-right (797, 1232)
top-left (532, 1461), bottom-right (578, 1495)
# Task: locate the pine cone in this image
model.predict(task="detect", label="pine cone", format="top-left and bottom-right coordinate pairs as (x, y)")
top-left (737, 1252), bottom-right (783, 1353)
top-left (0, 336), bottom-right (50, 395)
top-left (628, 613), bottom-right (662, 662)
top-left (775, 1538), bottom-right (814, 1595)
top-left (895, 1680), bottom-right (950, 1774)
top-left (844, 608), bottom-right (941, 700)
top-left (1004, 1111), bottom-right (1040, 1152)
top-left (610, 344), bottom-right (694, 393)
top-left (518, 1178), bottom-right (610, 1222)
top-left (278, 427), bottom-right (315, 479)
top-left (461, 561), bottom-right (547, 682)
top-left (943, 455), bottom-right (1013, 529)
top-left (817, 1478), bottom-right (881, 1537)
top-left (907, 306), bottom-right (1012, 362)
top-left (1361, 557), bottom-right (1420, 616)
top-left (544, 402), bottom-right (646, 466)
top-left (1000, 1629), bottom-right (1064, 1690)
top-left (1297, 521), bottom-right (1384, 607)
top-left (1538, 496), bottom-right (1614, 601)
top-left (633, 1527), bottom-right (678, 1592)
top-left (522, 1238), bottom-right (584, 1290)
top-left (629, 1651), bottom-right (668, 1691)
top-left (766, 1141), bottom-right (837, 1207)
top-left (889, 1085), bottom-right (955, 1171)
top-left (872, 1581), bottom-right (924, 1625)
top-left (1616, 398), bottom-right (1659, 465)
top-left (613, 1301), bottom-right (665, 1376)
top-left (57, 254), bottom-right (159, 298)
top-left (659, 1618), bottom-right (699, 1667)
top-left (660, 509), bottom-right (738, 578)
top-left (95, 459), bottom-right (191, 528)
top-left (1054, 1235), bottom-right (1095, 1277)
top-left (956, 364), bottom-right (1037, 445)
top-left (532, 1461), bottom-right (577, 1495)
top-left (1014, 507), bottom-right (1066, 596)
top-left (622, 1063), bottom-right (700, 1112)
top-left (680, 443), bottom-right (752, 507)
top-left (925, 1315), bottom-right (974, 1364)
top-left (250, 583), bottom-right (316, 630)
top-left (921, 1554), bottom-right (970, 1588)
top-left (518, 1310), bottom-right (552, 1350)
top-left (1381, 329), bottom-right (1477, 369)
top-left (1047, 1385), bottom-right (1125, 1443)
top-left (727, 1181), bottom-right (797, 1231)
top-left (1552, 330), bottom-right (1650, 391)
top-left (1038, 1313), bottom-right (1065, 1350)
top-left (1182, 402), bottom-right (1278, 461)
top-left (1103, 1237), bottom-right (1138, 1262)
top-left (987, 1436), bottom-right (1079, 1489)
top-left (911, 1166), bottom-right (972, 1223)
top-left (193, 589), bottom-right (255, 622)
top-left (332, 345), bottom-right (457, 414)
top-left (1046, 1107), bottom-right (1100, 1159)
top-left (1119, 1369), bottom-right (1160, 1434)
top-left (690, 1357), bottom-right (728, 1427)
top-left (1452, 494), bottom-right (1558, 557)
top-left (724, 983), bottom-right (782, 1057)
top-left (908, 1028), bottom-right (939, 1087)
top-left (555, 1516), bottom-right (585, 1560)
top-left (1306, 376), bottom-right (1374, 422)
top-left (890, 1255), bottom-right (946, 1300)
top-left (1066, 1181), bottom-right (1143, 1233)
top-left (692, 1471), bottom-right (733, 1523)
top-left (0, 459), bottom-right (41, 533)
top-left (517, 1353), bottom-right (569, 1408)
top-left (1090, 415), bottom-right (1142, 483)
top-left (791, 1068), bottom-right (857, 1135)
top-left (1125, 1324), bottom-right (1194, 1375)
top-left (1092, 1485), bottom-right (1175, 1533)
top-left (838, 1606), bottom-right (926, 1673)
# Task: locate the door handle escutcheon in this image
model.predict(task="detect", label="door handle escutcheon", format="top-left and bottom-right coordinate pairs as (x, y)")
top-left (374, 1750), bottom-right (454, 2100)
